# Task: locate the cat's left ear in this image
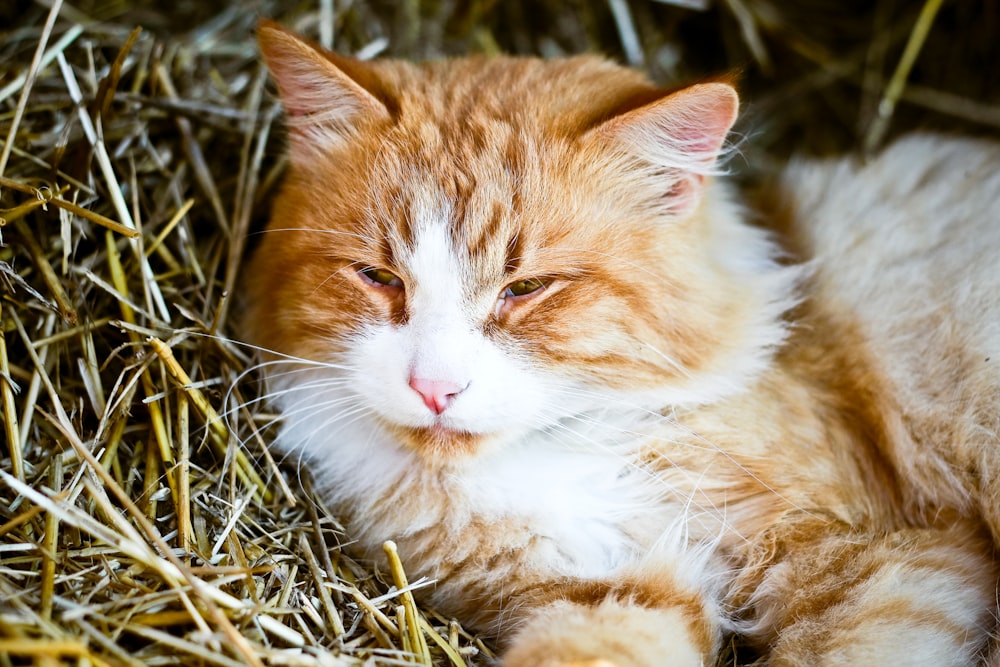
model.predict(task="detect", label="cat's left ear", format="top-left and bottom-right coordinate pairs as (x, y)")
top-left (590, 82), bottom-right (739, 218)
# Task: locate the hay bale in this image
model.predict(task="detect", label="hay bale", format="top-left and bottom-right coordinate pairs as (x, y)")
top-left (0, 1), bottom-right (996, 665)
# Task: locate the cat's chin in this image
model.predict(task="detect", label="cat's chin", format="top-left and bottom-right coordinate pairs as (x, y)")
top-left (386, 421), bottom-right (489, 460)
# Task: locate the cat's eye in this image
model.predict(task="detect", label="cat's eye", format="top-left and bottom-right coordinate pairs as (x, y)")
top-left (359, 266), bottom-right (403, 288)
top-left (503, 277), bottom-right (549, 298)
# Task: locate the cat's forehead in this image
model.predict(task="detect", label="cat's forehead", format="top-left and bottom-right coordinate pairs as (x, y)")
top-left (379, 98), bottom-right (538, 181)
top-left (376, 170), bottom-right (520, 280)
top-left (365, 56), bottom-right (659, 177)
top-left (364, 120), bottom-right (538, 263)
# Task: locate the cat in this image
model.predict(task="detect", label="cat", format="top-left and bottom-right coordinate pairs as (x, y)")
top-left (243, 20), bottom-right (1000, 666)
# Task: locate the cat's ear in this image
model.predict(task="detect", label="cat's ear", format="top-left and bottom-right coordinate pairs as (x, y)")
top-left (257, 20), bottom-right (391, 157)
top-left (591, 82), bottom-right (739, 218)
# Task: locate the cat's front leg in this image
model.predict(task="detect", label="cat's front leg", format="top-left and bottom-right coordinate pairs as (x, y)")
top-left (500, 565), bottom-right (724, 667)
top-left (742, 521), bottom-right (996, 666)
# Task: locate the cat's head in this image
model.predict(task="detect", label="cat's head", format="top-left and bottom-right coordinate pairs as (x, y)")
top-left (244, 22), bottom-right (797, 465)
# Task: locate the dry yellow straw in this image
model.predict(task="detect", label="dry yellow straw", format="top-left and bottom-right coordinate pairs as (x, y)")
top-left (0, 300), bottom-right (23, 481)
top-left (147, 336), bottom-right (270, 502)
top-left (0, 176), bottom-right (138, 238)
top-left (0, 0), bottom-right (64, 178)
top-left (383, 541), bottom-right (432, 665)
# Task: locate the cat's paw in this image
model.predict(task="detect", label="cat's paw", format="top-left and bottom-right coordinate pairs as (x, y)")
top-left (501, 599), bottom-right (708, 667)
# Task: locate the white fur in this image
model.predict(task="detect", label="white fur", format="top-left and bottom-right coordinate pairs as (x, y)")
top-left (272, 368), bottom-right (669, 575)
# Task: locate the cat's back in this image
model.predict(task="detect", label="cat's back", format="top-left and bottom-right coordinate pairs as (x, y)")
top-left (785, 134), bottom-right (1000, 350)
top-left (775, 134), bottom-right (1000, 518)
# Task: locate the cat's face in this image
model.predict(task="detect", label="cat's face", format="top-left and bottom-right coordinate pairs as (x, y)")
top-left (245, 23), bottom-right (791, 464)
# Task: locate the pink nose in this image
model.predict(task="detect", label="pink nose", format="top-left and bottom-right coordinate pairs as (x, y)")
top-left (408, 376), bottom-right (466, 415)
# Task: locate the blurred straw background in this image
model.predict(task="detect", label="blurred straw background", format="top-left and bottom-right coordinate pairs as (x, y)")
top-left (0, 0), bottom-right (997, 665)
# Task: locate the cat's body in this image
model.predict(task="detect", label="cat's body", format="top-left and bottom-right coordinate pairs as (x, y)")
top-left (244, 23), bottom-right (1000, 666)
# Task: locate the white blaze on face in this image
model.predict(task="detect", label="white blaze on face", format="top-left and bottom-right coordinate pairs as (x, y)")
top-left (347, 189), bottom-right (553, 437)
top-left (405, 215), bottom-right (473, 398)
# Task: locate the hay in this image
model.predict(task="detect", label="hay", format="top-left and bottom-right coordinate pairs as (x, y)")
top-left (0, 1), bottom-right (996, 666)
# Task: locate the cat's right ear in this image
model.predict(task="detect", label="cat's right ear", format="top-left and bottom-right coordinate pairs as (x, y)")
top-left (588, 82), bottom-right (739, 219)
top-left (257, 20), bottom-right (391, 157)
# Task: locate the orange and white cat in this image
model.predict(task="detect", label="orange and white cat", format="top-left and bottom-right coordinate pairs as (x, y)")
top-left (244, 21), bottom-right (1000, 666)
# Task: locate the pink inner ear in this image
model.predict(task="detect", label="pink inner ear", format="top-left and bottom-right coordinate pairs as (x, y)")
top-left (592, 82), bottom-right (739, 219)
top-left (600, 82), bottom-right (739, 171)
top-left (660, 83), bottom-right (739, 158)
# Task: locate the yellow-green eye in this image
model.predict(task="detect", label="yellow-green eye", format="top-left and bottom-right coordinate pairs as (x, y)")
top-left (504, 277), bottom-right (548, 298)
top-left (359, 266), bottom-right (402, 288)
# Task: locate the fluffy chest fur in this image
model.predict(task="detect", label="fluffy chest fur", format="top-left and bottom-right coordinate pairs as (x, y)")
top-left (245, 22), bottom-right (1000, 666)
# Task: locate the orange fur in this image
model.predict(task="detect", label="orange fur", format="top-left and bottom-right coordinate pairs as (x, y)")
top-left (244, 22), bottom-right (1000, 666)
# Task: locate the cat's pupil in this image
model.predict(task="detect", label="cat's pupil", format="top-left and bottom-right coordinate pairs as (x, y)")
top-left (360, 266), bottom-right (402, 288)
top-left (504, 278), bottom-right (547, 298)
